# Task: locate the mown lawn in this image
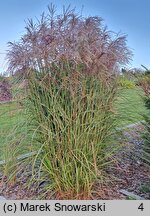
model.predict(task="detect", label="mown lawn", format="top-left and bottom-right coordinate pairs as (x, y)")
top-left (0, 101), bottom-right (24, 160)
top-left (0, 87), bottom-right (147, 160)
top-left (116, 87), bottom-right (147, 126)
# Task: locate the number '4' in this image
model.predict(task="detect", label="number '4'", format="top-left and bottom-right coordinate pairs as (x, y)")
top-left (138, 203), bottom-right (144, 211)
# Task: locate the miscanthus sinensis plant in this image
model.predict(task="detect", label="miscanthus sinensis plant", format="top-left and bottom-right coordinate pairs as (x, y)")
top-left (6, 4), bottom-right (131, 199)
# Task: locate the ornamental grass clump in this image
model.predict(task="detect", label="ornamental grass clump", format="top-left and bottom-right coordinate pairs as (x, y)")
top-left (6, 4), bottom-right (131, 199)
top-left (25, 67), bottom-right (118, 199)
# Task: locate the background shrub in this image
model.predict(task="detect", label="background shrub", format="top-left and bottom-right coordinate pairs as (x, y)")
top-left (118, 77), bottom-right (135, 89)
top-left (0, 76), bottom-right (12, 102)
top-left (138, 68), bottom-right (150, 161)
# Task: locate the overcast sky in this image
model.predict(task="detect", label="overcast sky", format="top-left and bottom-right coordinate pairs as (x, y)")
top-left (0, 0), bottom-right (150, 72)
